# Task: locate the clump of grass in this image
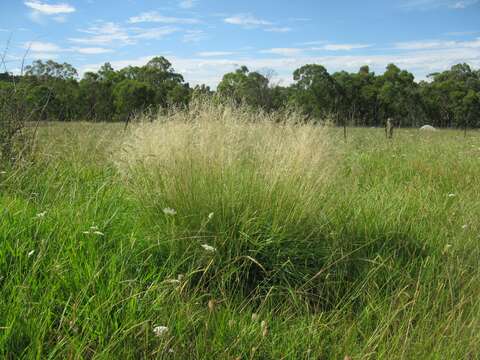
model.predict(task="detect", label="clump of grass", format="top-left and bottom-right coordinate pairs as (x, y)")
top-left (116, 101), bottom-right (337, 300)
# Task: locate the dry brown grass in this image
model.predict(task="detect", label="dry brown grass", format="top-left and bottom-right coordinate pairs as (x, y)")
top-left (115, 100), bottom-right (335, 207)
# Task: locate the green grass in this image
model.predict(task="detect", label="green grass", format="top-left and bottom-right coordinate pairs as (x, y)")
top-left (1, 113), bottom-right (479, 359)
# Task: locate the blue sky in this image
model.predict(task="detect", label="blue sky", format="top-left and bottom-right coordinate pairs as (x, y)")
top-left (1, 0), bottom-right (479, 86)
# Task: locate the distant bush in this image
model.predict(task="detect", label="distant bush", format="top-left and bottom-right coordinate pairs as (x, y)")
top-left (0, 81), bottom-right (32, 163)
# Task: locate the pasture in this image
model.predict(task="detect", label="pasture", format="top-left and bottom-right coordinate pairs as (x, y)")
top-left (1, 106), bottom-right (479, 359)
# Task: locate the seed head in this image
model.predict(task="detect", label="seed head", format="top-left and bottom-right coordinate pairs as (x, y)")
top-left (153, 325), bottom-right (169, 337)
top-left (208, 299), bottom-right (215, 312)
top-left (36, 211), bottom-right (47, 218)
top-left (201, 244), bottom-right (216, 252)
top-left (261, 320), bottom-right (268, 337)
top-left (163, 207), bottom-right (177, 216)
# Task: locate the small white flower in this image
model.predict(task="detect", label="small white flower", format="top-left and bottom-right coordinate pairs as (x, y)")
top-left (27, 250), bottom-right (35, 257)
top-left (177, 274), bottom-right (184, 281)
top-left (36, 211), bottom-right (47, 218)
top-left (163, 207), bottom-right (177, 216)
top-left (208, 212), bottom-right (214, 220)
top-left (448, 193), bottom-right (456, 198)
top-left (153, 325), bottom-right (169, 337)
top-left (164, 279), bottom-right (181, 285)
top-left (201, 244), bottom-right (216, 252)
top-left (462, 224), bottom-right (468, 230)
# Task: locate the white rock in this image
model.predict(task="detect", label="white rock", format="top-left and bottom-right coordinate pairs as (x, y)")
top-left (420, 125), bottom-right (436, 131)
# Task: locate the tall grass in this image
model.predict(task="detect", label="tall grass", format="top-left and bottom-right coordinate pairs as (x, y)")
top-left (116, 102), bottom-right (338, 302)
top-left (0, 104), bottom-right (479, 358)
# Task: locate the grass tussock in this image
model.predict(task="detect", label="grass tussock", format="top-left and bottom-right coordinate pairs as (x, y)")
top-left (116, 102), bottom-right (338, 299)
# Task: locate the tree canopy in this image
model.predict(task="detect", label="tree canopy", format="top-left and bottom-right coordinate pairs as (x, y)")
top-left (1, 57), bottom-right (479, 128)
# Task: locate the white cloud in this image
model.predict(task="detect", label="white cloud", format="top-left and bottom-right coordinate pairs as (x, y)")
top-left (73, 47), bottom-right (113, 54)
top-left (133, 27), bottom-right (179, 40)
top-left (445, 30), bottom-right (479, 36)
top-left (261, 48), bottom-right (303, 56)
top-left (25, 41), bottom-right (61, 53)
top-left (183, 29), bottom-right (206, 43)
top-left (400, 0), bottom-right (478, 9)
top-left (265, 27), bottom-right (292, 33)
top-left (298, 40), bottom-right (328, 46)
top-left (449, 0), bottom-right (477, 7)
top-left (196, 51), bottom-right (236, 57)
top-left (70, 22), bottom-right (178, 47)
top-left (24, 0), bottom-right (75, 15)
top-left (70, 22), bottom-right (132, 46)
top-left (179, 0), bottom-right (198, 9)
top-left (128, 11), bottom-right (200, 24)
top-left (53, 15), bottom-right (67, 23)
top-left (394, 38), bottom-right (480, 50)
top-left (314, 43), bottom-right (373, 51)
top-left (24, 41), bottom-right (113, 57)
top-left (224, 14), bottom-right (272, 28)
top-left (289, 17), bottom-right (311, 22)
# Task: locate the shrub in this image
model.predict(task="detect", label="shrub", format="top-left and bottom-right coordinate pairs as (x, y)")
top-left (0, 82), bottom-right (32, 163)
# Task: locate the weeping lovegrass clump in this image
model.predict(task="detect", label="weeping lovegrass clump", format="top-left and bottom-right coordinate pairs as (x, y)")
top-left (115, 100), bottom-right (339, 300)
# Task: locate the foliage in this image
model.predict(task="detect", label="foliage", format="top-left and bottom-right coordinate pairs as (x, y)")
top-left (0, 57), bottom-right (479, 127)
top-left (0, 81), bottom-right (32, 163)
top-left (113, 79), bottom-right (155, 120)
top-left (217, 66), bottom-right (284, 110)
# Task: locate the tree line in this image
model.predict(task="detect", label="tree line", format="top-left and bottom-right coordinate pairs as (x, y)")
top-left (1, 56), bottom-right (479, 128)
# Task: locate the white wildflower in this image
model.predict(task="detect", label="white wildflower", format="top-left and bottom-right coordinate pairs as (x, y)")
top-left (177, 274), bottom-right (184, 281)
top-left (201, 244), bottom-right (216, 252)
top-left (164, 279), bottom-right (181, 285)
top-left (251, 313), bottom-right (259, 321)
top-left (208, 212), bottom-right (214, 220)
top-left (462, 224), bottom-right (468, 230)
top-left (163, 207), bottom-right (177, 216)
top-left (83, 229), bottom-right (104, 236)
top-left (36, 211), bottom-right (47, 218)
top-left (27, 250), bottom-right (35, 257)
top-left (153, 325), bottom-right (169, 337)
top-left (448, 193), bottom-right (456, 198)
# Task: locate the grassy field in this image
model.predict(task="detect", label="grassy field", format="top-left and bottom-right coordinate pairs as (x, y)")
top-left (1, 105), bottom-right (479, 359)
